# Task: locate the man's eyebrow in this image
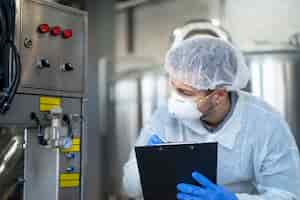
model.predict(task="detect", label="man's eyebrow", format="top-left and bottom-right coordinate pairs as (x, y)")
top-left (171, 80), bottom-right (197, 93)
top-left (176, 87), bottom-right (197, 94)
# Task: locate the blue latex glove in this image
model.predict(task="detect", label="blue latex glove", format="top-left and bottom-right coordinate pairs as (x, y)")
top-left (177, 171), bottom-right (238, 200)
top-left (147, 134), bottom-right (165, 145)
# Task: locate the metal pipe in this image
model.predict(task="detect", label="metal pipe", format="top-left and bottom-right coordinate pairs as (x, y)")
top-left (127, 7), bottom-right (135, 53)
top-left (115, 0), bottom-right (149, 11)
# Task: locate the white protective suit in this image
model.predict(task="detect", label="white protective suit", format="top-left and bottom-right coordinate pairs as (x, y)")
top-left (122, 91), bottom-right (300, 200)
top-left (123, 37), bottom-right (300, 200)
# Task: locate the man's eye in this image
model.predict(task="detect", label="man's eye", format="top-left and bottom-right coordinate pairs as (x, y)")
top-left (177, 89), bottom-right (193, 96)
top-left (182, 92), bottom-right (193, 96)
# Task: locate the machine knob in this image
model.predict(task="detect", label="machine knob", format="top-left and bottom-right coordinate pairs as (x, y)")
top-left (61, 63), bottom-right (74, 72)
top-left (66, 166), bottom-right (75, 173)
top-left (51, 26), bottom-right (62, 36)
top-left (66, 153), bottom-right (76, 159)
top-left (38, 59), bottom-right (50, 68)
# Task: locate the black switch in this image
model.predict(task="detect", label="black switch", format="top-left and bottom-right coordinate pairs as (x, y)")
top-left (38, 59), bottom-right (50, 68)
top-left (62, 63), bottom-right (74, 72)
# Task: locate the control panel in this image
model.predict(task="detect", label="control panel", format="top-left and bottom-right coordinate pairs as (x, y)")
top-left (18, 0), bottom-right (87, 97)
top-left (12, 1), bottom-right (87, 199)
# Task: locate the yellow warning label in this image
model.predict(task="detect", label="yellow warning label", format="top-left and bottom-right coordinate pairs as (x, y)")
top-left (60, 173), bottom-right (80, 188)
top-left (72, 138), bottom-right (80, 145)
top-left (40, 97), bottom-right (61, 105)
top-left (62, 145), bottom-right (80, 153)
top-left (60, 173), bottom-right (80, 181)
top-left (40, 104), bottom-right (60, 112)
top-left (60, 180), bottom-right (80, 188)
top-left (40, 96), bottom-right (61, 112)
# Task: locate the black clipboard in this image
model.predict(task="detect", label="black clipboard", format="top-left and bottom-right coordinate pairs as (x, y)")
top-left (135, 142), bottom-right (217, 200)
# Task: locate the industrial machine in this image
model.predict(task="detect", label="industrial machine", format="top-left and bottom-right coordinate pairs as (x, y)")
top-left (0, 0), bottom-right (87, 199)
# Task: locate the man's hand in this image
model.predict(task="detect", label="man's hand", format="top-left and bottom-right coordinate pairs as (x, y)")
top-left (177, 171), bottom-right (238, 200)
top-left (147, 134), bottom-right (165, 146)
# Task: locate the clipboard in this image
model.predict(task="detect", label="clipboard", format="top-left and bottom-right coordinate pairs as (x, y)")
top-left (135, 142), bottom-right (217, 200)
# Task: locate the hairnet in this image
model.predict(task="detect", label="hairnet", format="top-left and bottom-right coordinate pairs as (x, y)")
top-left (164, 36), bottom-right (250, 91)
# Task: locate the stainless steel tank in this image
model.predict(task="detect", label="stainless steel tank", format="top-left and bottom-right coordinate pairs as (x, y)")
top-left (0, 128), bottom-right (24, 200)
top-left (246, 50), bottom-right (300, 149)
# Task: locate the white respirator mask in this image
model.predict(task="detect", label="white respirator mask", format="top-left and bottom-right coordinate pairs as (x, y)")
top-left (168, 90), bottom-right (203, 120)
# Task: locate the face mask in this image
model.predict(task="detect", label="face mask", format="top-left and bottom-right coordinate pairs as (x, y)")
top-left (168, 91), bottom-right (203, 120)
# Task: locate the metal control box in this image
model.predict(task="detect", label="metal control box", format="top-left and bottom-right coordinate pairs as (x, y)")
top-left (17, 0), bottom-right (87, 97)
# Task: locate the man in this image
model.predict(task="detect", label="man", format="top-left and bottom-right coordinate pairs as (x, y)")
top-left (122, 36), bottom-right (300, 200)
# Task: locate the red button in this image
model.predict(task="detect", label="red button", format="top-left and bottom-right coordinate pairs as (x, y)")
top-left (51, 26), bottom-right (62, 36)
top-left (38, 24), bottom-right (50, 33)
top-left (63, 29), bottom-right (73, 39)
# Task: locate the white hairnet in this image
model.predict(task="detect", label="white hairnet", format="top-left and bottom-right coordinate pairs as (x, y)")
top-left (164, 36), bottom-right (250, 91)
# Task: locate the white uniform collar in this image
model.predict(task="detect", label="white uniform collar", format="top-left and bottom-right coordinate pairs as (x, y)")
top-left (182, 92), bottom-right (244, 150)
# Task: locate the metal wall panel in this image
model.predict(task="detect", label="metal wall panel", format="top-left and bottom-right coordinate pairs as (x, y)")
top-left (0, 94), bottom-right (83, 200)
top-left (107, 70), bottom-right (168, 198)
top-left (84, 0), bottom-right (116, 199)
top-left (24, 130), bottom-right (60, 200)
